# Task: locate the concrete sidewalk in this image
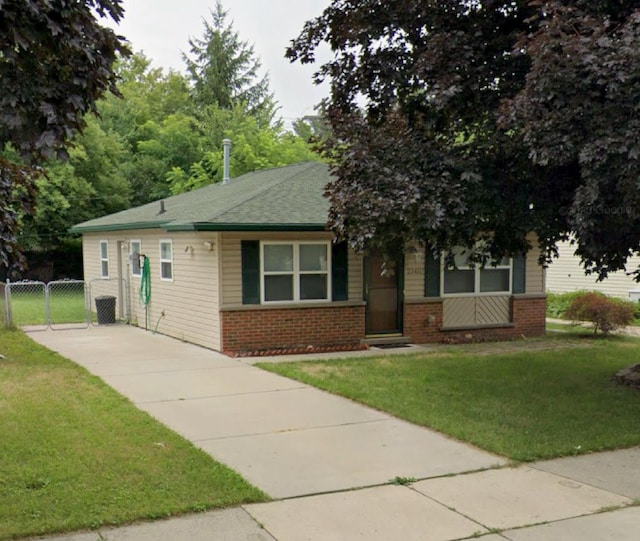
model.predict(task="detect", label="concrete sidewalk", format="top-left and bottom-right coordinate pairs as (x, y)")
top-left (26, 325), bottom-right (640, 541)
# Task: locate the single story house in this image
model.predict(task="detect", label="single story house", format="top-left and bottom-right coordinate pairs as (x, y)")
top-left (71, 161), bottom-right (546, 355)
top-left (546, 240), bottom-right (640, 300)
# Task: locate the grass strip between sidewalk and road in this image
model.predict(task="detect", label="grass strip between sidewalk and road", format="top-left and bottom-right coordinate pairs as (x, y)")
top-left (258, 333), bottom-right (640, 462)
top-left (0, 328), bottom-right (268, 540)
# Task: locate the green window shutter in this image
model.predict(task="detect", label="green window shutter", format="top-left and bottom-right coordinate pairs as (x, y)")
top-left (512, 254), bottom-right (526, 294)
top-left (332, 242), bottom-right (349, 301)
top-left (241, 240), bottom-right (260, 304)
top-left (424, 250), bottom-right (441, 297)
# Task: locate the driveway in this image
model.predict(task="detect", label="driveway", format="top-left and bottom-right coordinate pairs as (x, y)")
top-left (27, 325), bottom-right (504, 498)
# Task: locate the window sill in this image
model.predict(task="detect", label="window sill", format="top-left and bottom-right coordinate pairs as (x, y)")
top-left (442, 292), bottom-right (512, 298)
top-left (221, 300), bottom-right (365, 311)
top-left (404, 296), bottom-right (444, 304)
top-left (441, 323), bottom-right (515, 332)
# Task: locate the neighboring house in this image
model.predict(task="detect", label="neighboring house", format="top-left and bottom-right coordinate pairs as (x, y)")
top-left (71, 161), bottom-right (546, 355)
top-left (546, 240), bottom-right (640, 300)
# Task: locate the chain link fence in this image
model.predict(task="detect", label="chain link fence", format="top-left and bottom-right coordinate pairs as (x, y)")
top-left (4, 280), bottom-right (47, 330)
top-left (3, 279), bottom-right (129, 329)
top-left (0, 282), bottom-right (7, 328)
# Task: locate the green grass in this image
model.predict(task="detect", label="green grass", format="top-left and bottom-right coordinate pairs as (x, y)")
top-left (5, 288), bottom-right (90, 327)
top-left (48, 286), bottom-right (88, 325)
top-left (545, 321), bottom-right (596, 335)
top-left (258, 334), bottom-right (640, 462)
top-left (0, 328), bottom-right (267, 540)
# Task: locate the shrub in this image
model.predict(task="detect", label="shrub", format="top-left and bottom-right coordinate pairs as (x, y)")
top-left (564, 292), bottom-right (635, 335)
top-left (546, 290), bottom-right (593, 318)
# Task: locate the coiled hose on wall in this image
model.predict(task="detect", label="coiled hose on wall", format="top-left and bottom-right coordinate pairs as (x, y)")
top-left (139, 256), bottom-right (151, 330)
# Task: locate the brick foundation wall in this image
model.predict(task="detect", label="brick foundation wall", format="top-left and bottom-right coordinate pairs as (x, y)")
top-left (221, 304), bottom-right (365, 354)
top-left (511, 295), bottom-right (547, 336)
top-left (403, 301), bottom-right (444, 344)
top-left (404, 295), bottom-right (546, 344)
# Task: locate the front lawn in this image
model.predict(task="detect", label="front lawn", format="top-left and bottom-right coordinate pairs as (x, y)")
top-left (0, 329), bottom-right (267, 540)
top-left (258, 334), bottom-right (640, 462)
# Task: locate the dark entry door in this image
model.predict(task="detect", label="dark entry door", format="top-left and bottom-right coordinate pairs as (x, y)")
top-left (364, 254), bottom-right (402, 334)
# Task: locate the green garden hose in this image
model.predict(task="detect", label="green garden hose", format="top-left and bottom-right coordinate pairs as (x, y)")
top-left (139, 256), bottom-right (151, 330)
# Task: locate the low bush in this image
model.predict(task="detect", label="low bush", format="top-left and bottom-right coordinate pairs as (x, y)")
top-left (564, 292), bottom-right (635, 334)
top-left (546, 290), bottom-right (593, 318)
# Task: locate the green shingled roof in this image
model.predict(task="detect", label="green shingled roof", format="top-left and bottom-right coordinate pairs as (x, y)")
top-left (70, 162), bottom-right (332, 233)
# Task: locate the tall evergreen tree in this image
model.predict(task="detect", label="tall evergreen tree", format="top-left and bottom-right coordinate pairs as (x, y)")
top-left (183, 0), bottom-right (276, 123)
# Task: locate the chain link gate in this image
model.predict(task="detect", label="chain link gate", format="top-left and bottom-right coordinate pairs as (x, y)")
top-left (3, 280), bottom-right (47, 330)
top-left (4, 278), bottom-right (129, 329)
top-left (48, 279), bottom-right (90, 330)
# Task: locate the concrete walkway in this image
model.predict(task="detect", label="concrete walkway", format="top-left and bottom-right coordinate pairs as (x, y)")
top-left (25, 325), bottom-right (640, 541)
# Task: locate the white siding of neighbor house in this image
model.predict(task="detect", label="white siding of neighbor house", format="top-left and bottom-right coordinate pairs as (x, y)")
top-left (546, 240), bottom-right (640, 299)
top-left (220, 231), bottom-right (359, 305)
top-left (82, 231), bottom-right (221, 350)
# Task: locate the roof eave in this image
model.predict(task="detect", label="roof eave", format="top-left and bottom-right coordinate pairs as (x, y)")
top-left (165, 222), bottom-right (329, 232)
top-left (70, 221), bottom-right (329, 234)
top-left (69, 221), bottom-right (170, 234)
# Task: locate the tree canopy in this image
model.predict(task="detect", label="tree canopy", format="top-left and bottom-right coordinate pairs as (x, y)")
top-left (0, 0), bottom-right (129, 270)
top-left (10, 46), bottom-right (320, 265)
top-left (287, 0), bottom-right (640, 277)
top-left (2, 2), bottom-right (320, 275)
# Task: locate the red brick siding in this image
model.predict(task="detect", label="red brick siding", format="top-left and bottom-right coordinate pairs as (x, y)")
top-left (221, 305), bottom-right (365, 354)
top-left (511, 296), bottom-right (547, 336)
top-left (403, 302), bottom-right (444, 344)
top-left (221, 296), bottom-right (546, 353)
top-left (404, 295), bottom-right (546, 344)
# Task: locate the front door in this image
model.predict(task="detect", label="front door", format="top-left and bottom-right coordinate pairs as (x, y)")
top-left (364, 254), bottom-right (402, 335)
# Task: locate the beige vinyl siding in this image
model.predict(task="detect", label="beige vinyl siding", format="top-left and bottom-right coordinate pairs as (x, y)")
top-left (82, 233), bottom-right (102, 283)
top-left (220, 231), bottom-right (355, 306)
top-left (83, 234), bottom-right (124, 317)
top-left (443, 297), bottom-right (475, 327)
top-left (404, 244), bottom-right (425, 298)
top-left (546, 240), bottom-right (640, 299)
top-left (82, 231), bottom-right (221, 351)
top-left (348, 249), bottom-right (363, 301)
top-left (443, 296), bottom-right (510, 327)
top-left (525, 234), bottom-right (545, 294)
top-left (476, 296), bottom-right (510, 324)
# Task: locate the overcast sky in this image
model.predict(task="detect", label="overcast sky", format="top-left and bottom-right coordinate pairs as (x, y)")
top-left (106, 0), bottom-right (332, 126)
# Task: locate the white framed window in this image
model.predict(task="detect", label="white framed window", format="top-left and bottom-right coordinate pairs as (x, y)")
top-left (159, 240), bottom-right (173, 281)
top-left (261, 241), bottom-right (331, 303)
top-left (442, 246), bottom-right (511, 296)
top-left (99, 240), bottom-right (109, 278)
top-left (130, 240), bottom-right (142, 277)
